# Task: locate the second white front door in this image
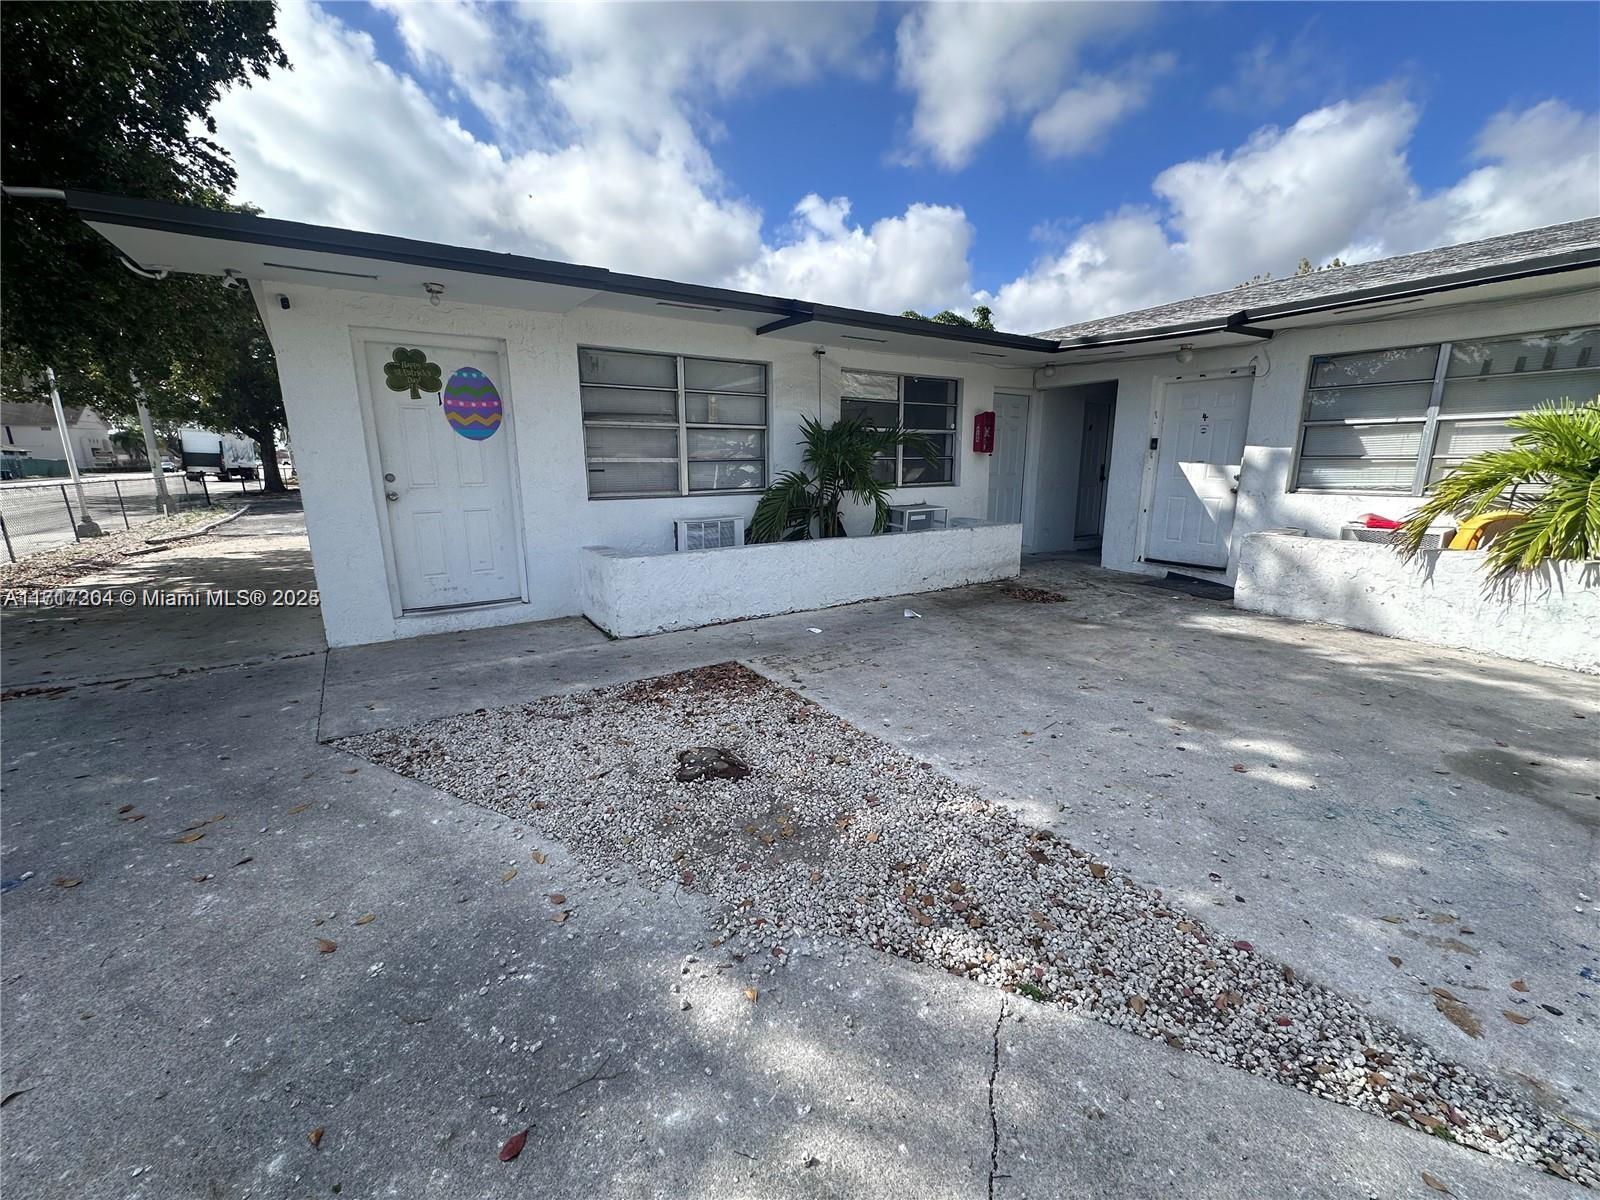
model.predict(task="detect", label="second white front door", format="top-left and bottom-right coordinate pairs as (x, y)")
top-left (986, 392), bottom-right (1030, 524)
top-left (362, 338), bottom-right (525, 612)
top-left (1145, 375), bottom-right (1252, 570)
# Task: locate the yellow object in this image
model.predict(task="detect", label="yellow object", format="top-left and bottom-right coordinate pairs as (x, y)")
top-left (1447, 510), bottom-right (1525, 550)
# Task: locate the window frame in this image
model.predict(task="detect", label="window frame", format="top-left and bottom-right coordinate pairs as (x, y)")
top-left (839, 369), bottom-right (961, 488)
top-left (578, 345), bottom-right (769, 500)
top-left (1289, 325), bottom-right (1598, 496)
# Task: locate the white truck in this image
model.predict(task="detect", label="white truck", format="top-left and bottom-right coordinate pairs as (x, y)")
top-left (178, 428), bottom-right (261, 482)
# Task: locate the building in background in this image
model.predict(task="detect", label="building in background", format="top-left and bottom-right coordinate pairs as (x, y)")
top-left (1, 400), bottom-right (123, 475)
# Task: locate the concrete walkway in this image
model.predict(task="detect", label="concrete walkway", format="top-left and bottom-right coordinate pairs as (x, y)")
top-left (1, 509), bottom-right (1592, 1198)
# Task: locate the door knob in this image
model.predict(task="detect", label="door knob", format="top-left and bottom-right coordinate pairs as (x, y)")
top-left (385, 490), bottom-right (399, 501)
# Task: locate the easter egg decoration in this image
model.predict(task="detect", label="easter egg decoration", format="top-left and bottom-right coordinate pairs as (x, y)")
top-left (441, 367), bottom-right (503, 440)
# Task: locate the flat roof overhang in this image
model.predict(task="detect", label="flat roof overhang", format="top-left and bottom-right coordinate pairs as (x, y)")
top-left (66, 191), bottom-right (1060, 367)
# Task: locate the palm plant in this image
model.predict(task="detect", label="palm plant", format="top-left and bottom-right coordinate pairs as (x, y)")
top-left (749, 415), bottom-right (939, 541)
top-left (1395, 400), bottom-right (1600, 581)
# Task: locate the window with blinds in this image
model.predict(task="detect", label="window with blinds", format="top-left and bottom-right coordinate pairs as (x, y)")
top-left (1292, 326), bottom-right (1598, 494)
top-left (579, 348), bottom-right (767, 498)
top-left (840, 369), bottom-right (958, 486)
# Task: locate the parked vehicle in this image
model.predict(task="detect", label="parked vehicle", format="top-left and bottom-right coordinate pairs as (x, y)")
top-left (178, 428), bottom-right (260, 482)
top-left (159, 456), bottom-right (178, 473)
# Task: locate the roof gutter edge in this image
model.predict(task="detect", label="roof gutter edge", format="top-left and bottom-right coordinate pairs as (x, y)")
top-left (1048, 249), bottom-right (1600, 352)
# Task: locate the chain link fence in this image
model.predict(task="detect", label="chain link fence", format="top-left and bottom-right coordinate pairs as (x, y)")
top-left (0, 473), bottom-right (270, 561)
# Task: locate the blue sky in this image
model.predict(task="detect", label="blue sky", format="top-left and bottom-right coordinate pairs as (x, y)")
top-left (210, 2), bottom-right (1600, 332)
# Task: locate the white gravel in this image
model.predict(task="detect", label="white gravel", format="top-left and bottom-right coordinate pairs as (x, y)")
top-left (338, 662), bottom-right (1597, 1187)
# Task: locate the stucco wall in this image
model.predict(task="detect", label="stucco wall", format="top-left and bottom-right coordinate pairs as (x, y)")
top-left (579, 521), bottom-right (1022, 637)
top-left (1236, 532), bottom-right (1600, 673)
top-left (253, 281), bottom-right (1030, 646)
top-left (1038, 287), bottom-right (1600, 582)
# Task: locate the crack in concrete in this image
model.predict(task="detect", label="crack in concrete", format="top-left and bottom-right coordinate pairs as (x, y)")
top-left (987, 994), bottom-right (1005, 1200)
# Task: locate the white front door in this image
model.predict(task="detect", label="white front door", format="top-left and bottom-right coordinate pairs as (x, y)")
top-left (362, 339), bottom-right (525, 611)
top-left (986, 392), bottom-right (1030, 523)
top-left (1145, 375), bottom-right (1252, 570)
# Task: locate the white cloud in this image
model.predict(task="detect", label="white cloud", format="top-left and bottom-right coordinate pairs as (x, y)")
top-left (988, 95), bottom-right (1600, 334)
top-left (1029, 53), bottom-right (1174, 159)
top-left (894, 1), bottom-right (1153, 169)
top-left (733, 195), bottom-right (975, 312)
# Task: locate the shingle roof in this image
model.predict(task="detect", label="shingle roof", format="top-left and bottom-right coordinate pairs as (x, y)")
top-left (1035, 217), bottom-right (1600, 342)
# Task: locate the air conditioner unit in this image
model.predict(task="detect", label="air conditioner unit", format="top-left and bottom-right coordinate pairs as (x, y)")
top-left (674, 516), bottom-right (745, 551)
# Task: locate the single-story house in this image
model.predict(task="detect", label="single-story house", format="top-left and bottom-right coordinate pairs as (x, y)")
top-left (65, 192), bottom-right (1599, 665)
top-left (2, 399), bottom-right (123, 472)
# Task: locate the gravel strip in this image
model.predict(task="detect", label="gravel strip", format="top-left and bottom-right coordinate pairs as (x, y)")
top-left (337, 662), bottom-right (1597, 1187)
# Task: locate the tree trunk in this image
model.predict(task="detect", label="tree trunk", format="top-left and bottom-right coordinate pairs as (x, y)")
top-left (252, 424), bottom-right (287, 493)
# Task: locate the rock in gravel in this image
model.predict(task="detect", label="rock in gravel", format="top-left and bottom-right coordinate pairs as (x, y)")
top-left (337, 662), bottom-right (1598, 1189)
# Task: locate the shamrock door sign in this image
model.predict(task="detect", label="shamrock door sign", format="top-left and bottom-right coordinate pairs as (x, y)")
top-left (384, 348), bottom-right (443, 399)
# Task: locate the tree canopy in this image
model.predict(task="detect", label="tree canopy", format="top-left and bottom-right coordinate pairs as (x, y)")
top-left (900, 305), bottom-right (996, 331)
top-left (1, 1), bottom-right (287, 435)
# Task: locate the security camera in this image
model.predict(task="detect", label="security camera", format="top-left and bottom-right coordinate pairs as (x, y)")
top-left (812, 346), bottom-right (826, 357)
top-left (277, 294), bottom-right (291, 310)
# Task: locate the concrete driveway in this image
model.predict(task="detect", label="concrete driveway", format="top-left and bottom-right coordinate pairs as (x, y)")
top-left (2, 507), bottom-right (1593, 1198)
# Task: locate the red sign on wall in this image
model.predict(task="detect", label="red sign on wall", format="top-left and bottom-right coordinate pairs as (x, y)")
top-left (973, 409), bottom-right (996, 453)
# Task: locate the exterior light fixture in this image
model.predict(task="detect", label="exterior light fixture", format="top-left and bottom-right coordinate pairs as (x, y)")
top-left (1176, 344), bottom-right (1196, 364)
top-left (424, 281), bottom-right (445, 306)
top-left (1040, 364), bottom-right (1057, 379)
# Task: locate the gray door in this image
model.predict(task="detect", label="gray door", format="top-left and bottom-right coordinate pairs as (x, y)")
top-left (986, 392), bottom-right (1030, 523)
top-left (1074, 398), bottom-right (1113, 540)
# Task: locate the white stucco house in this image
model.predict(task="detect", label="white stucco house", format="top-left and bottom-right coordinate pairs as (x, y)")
top-left (67, 192), bottom-right (1599, 666)
top-left (1, 399), bottom-right (123, 472)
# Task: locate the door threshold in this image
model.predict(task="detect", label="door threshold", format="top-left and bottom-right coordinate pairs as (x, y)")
top-left (1142, 557), bottom-right (1226, 576)
top-left (401, 596), bottom-right (526, 616)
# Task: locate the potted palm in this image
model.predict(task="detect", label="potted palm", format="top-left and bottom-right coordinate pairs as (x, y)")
top-left (1394, 400), bottom-right (1600, 581)
top-left (748, 415), bottom-right (939, 541)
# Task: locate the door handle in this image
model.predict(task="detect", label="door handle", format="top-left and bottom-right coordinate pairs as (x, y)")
top-left (385, 491), bottom-right (399, 502)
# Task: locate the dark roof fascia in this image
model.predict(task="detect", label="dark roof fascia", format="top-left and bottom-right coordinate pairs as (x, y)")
top-left (1051, 247), bottom-right (1600, 352)
top-left (66, 190), bottom-right (1057, 355)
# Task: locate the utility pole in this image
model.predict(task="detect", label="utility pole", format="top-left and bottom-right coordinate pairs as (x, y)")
top-left (45, 366), bottom-right (103, 538)
top-left (131, 374), bottom-right (173, 515)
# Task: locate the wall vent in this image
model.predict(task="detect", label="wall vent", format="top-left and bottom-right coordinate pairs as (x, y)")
top-left (674, 516), bottom-right (745, 552)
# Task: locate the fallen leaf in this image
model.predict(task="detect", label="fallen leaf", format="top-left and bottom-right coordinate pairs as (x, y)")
top-left (308, 1126), bottom-right (325, 1149)
top-left (341, 767), bottom-right (359, 775)
top-left (864, 832), bottom-right (880, 844)
top-left (1434, 996), bottom-right (1482, 1038)
top-left (1128, 995), bottom-right (1147, 1016)
top-left (530, 850), bottom-right (547, 864)
top-left (192, 874), bottom-right (212, 883)
top-left (287, 803), bottom-right (311, 815)
top-left (232, 857), bottom-right (253, 867)
top-left (1510, 979), bottom-right (1528, 992)
top-left (744, 987), bottom-right (760, 1003)
top-left (1087, 863), bottom-right (1108, 879)
top-left (502, 868), bottom-right (517, 883)
top-left (121, 813), bottom-right (146, 822)
top-left (1431, 987), bottom-right (1460, 1003)
top-left (1231, 763), bottom-right (1248, 773)
top-left (1231, 940), bottom-right (1254, 952)
top-left (1387, 955), bottom-right (1403, 967)
top-left (52, 877), bottom-right (82, 888)
top-left (1, 1088), bottom-right (33, 1107)
top-left (1421, 1170), bottom-right (1452, 1195)
top-left (1379, 914), bottom-right (1407, 924)
top-left (499, 1127), bottom-right (529, 1162)
top-left (117, 804), bottom-right (134, 814)
top-left (353, 913), bottom-right (376, 926)
top-left (551, 911), bottom-right (571, 924)
top-left (316, 938), bottom-right (338, 954)
top-left (549, 893), bottom-right (566, 905)
top-left (1503, 1010), bottom-right (1533, 1025)
top-left (176, 831), bottom-right (205, 844)
top-left (909, 906), bottom-right (932, 927)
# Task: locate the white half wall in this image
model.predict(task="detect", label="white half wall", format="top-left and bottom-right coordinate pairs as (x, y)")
top-left (1235, 532), bottom-right (1600, 673)
top-left (579, 522), bottom-right (1022, 638)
